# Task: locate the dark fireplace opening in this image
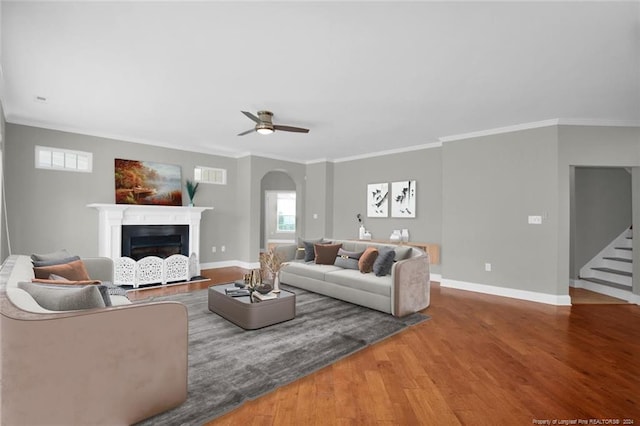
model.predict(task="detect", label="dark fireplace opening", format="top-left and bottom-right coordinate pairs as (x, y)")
top-left (122, 225), bottom-right (189, 261)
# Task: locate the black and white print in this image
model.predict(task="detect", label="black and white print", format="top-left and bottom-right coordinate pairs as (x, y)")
top-left (367, 183), bottom-right (388, 217)
top-left (391, 180), bottom-right (416, 218)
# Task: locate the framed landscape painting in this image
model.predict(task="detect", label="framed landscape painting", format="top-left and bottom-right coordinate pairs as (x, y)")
top-left (391, 180), bottom-right (416, 218)
top-left (367, 183), bottom-right (389, 217)
top-left (114, 159), bottom-right (183, 206)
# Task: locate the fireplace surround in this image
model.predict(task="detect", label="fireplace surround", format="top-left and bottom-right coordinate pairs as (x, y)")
top-left (88, 204), bottom-right (213, 261)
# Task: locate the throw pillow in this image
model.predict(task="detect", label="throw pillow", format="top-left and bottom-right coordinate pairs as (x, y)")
top-left (32, 255), bottom-right (81, 268)
top-left (296, 237), bottom-right (322, 260)
top-left (33, 259), bottom-right (92, 281)
top-left (31, 249), bottom-right (71, 263)
top-left (314, 243), bottom-right (343, 265)
top-left (373, 247), bottom-right (396, 276)
top-left (18, 282), bottom-right (106, 311)
top-left (358, 247), bottom-right (379, 274)
top-left (334, 249), bottom-right (364, 270)
top-left (303, 239), bottom-right (330, 262)
top-left (394, 246), bottom-right (412, 261)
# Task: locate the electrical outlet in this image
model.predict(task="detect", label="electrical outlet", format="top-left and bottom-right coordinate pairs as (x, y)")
top-left (528, 215), bottom-right (543, 225)
top-left (212, 246), bottom-right (216, 253)
top-left (221, 245), bottom-right (226, 252)
top-left (485, 263), bottom-right (492, 272)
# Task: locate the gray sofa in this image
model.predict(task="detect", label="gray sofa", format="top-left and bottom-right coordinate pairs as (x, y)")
top-left (277, 239), bottom-right (430, 317)
top-left (0, 255), bottom-right (188, 425)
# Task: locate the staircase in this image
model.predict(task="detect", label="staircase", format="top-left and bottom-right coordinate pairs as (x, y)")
top-left (579, 227), bottom-right (634, 299)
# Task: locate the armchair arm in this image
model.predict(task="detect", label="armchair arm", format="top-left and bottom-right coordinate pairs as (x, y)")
top-left (82, 257), bottom-right (114, 282)
top-left (391, 253), bottom-right (430, 317)
top-left (0, 301), bottom-right (188, 425)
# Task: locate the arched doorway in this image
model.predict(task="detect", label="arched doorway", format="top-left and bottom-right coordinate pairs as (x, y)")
top-left (260, 171), bottom-right (297, 252)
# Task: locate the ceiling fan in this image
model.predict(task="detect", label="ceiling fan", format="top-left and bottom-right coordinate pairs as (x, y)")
top-left (238, 110), bottom-right (310, 136)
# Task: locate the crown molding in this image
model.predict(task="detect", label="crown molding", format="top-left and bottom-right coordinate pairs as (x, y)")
top-left (439, 118), bottom-right (640, 143)
top-left (332, 141), bottom-right (442, 164)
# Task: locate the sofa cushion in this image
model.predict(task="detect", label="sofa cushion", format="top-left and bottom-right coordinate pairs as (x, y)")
top-left (334, 249), bottom-right (364, 270)
top-left (314, 243), bottom-right (342, 265)
top-left (373, 247), bottom-right (396, 276)
top-left (281, 262), bottom-right (344, 281)
top-left (31, 249), bottom-right (71, 263)
top-left (358, 247), bottom-right (379, 273)
top-left (324, 269), bottom-right (392, 297)
top-left (33, 259), bottom-right (92, 281)
top-left (17, 282), bottom-right (107, 311)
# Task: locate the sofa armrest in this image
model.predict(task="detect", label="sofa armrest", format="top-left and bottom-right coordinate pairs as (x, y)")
top-left (274, 243), bottom-right (298, 262)
top-left (82, 257), bottom-right (114, 282)
top-left (0, 301), bottom-right (188, 425)
top-left (391, 253), bottom-right (430, 317)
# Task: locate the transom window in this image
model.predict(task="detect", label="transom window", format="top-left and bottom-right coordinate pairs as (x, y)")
top-left (35, 146), bottom-right (93, 173)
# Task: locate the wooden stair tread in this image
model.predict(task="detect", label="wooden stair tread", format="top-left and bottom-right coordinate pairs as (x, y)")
top-left (602, 256), bottom-right (633, 263)
top-left (581, 277), bottom-right (632, 290)
top-left (590, 267), bottom-right (632, 277)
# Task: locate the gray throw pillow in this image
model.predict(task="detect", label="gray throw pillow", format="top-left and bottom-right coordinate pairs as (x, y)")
top-left (373, 247), bottom-right (396, 276)
top-left (394, 246), bottom-right (412, 261)
top-left (31, 249), bottom-right (71, 263)
top-left (334, 249), bottom-right (364, 270)
top-left (32, 255), bottom-right (81, 268)
top-left (18, 282), bottom-right (106, 311)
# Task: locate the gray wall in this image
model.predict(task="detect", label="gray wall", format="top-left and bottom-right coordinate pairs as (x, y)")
top-left (331, 148), bottom-right (442, 274)
top-left (442, 127), bottom-right (560, 293)
top-left (4, 123), bottom-right (238, 262)
top-left (304, 162), bottom-right (335, 241)
top-left (572, 167), bottom-right (632, 278)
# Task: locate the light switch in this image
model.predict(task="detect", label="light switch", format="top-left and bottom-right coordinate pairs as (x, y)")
top-left (313, 213), bottom-right (318, 219)
top-left (528, 215), bottom-right (542, 225)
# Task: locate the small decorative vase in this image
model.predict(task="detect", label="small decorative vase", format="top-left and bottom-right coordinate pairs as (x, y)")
top-left (272, 273), bottom-right (281, 293)
top-left (390, 230), bottom-right (401, 242)
top-left (359, 225), bottom-right (366, 240)
top-left (401, 229), bottom-right (409, 242)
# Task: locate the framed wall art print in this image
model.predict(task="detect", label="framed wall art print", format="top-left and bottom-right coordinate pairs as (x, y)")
top-left (367, 183), bottom-right (389, 217)
top-left (391, 180), bottom-right (416, 218)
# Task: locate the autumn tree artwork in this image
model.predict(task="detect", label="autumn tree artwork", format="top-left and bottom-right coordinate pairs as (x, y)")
top-left (114, 159), bottom-right (183, 206)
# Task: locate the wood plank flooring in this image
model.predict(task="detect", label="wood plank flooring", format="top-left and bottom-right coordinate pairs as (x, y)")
top-left (202, 282), bottom-right (640, 425)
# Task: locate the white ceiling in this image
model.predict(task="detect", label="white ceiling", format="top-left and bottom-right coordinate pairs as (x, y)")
top-left (2, 1), bottom-right (639, 163)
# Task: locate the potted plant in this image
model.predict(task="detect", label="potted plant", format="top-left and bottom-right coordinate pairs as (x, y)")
top-left (185, 179), bottom-right (199, 207)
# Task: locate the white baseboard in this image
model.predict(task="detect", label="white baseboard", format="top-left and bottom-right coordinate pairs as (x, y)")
top-left (429, 273), bottom-right (442, 283)
top-left (440, 278), bottom-right (572, 306)
top-left (201, 260), bottom-right (260, 270)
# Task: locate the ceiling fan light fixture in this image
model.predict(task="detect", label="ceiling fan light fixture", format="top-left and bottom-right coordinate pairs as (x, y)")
top-left (256, 124), bottom-right (274, 135)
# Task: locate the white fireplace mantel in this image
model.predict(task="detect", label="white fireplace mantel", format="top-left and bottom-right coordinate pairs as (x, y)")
top-left (88, 204), bottom-right (213, 260)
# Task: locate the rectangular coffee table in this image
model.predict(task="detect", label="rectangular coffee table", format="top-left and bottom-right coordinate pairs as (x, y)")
top-left (208, 283), bottom-right (296, 330)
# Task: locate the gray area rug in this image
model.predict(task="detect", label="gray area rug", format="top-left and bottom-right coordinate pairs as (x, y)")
top-left (136, 285), bottom-right (429, 426)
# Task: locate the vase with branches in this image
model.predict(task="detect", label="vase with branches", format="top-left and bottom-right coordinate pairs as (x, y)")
top-left (260, 248), bottom-right (284, 293)
top-left (186, 179), bottom-right (199, 206)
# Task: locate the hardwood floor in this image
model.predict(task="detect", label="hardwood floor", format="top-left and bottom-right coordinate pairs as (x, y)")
top-left (569, 287), bottom-right (630, 304)
top-left (202, 282), bottom-right (640, 425)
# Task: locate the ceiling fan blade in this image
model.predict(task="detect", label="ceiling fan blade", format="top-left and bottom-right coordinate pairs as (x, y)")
top-left (274, 124), bottom-right (310, 133)
top-left (237, 128), bottom-right (255, 136)
top-left (241, 111), bottom-right (261, 123)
